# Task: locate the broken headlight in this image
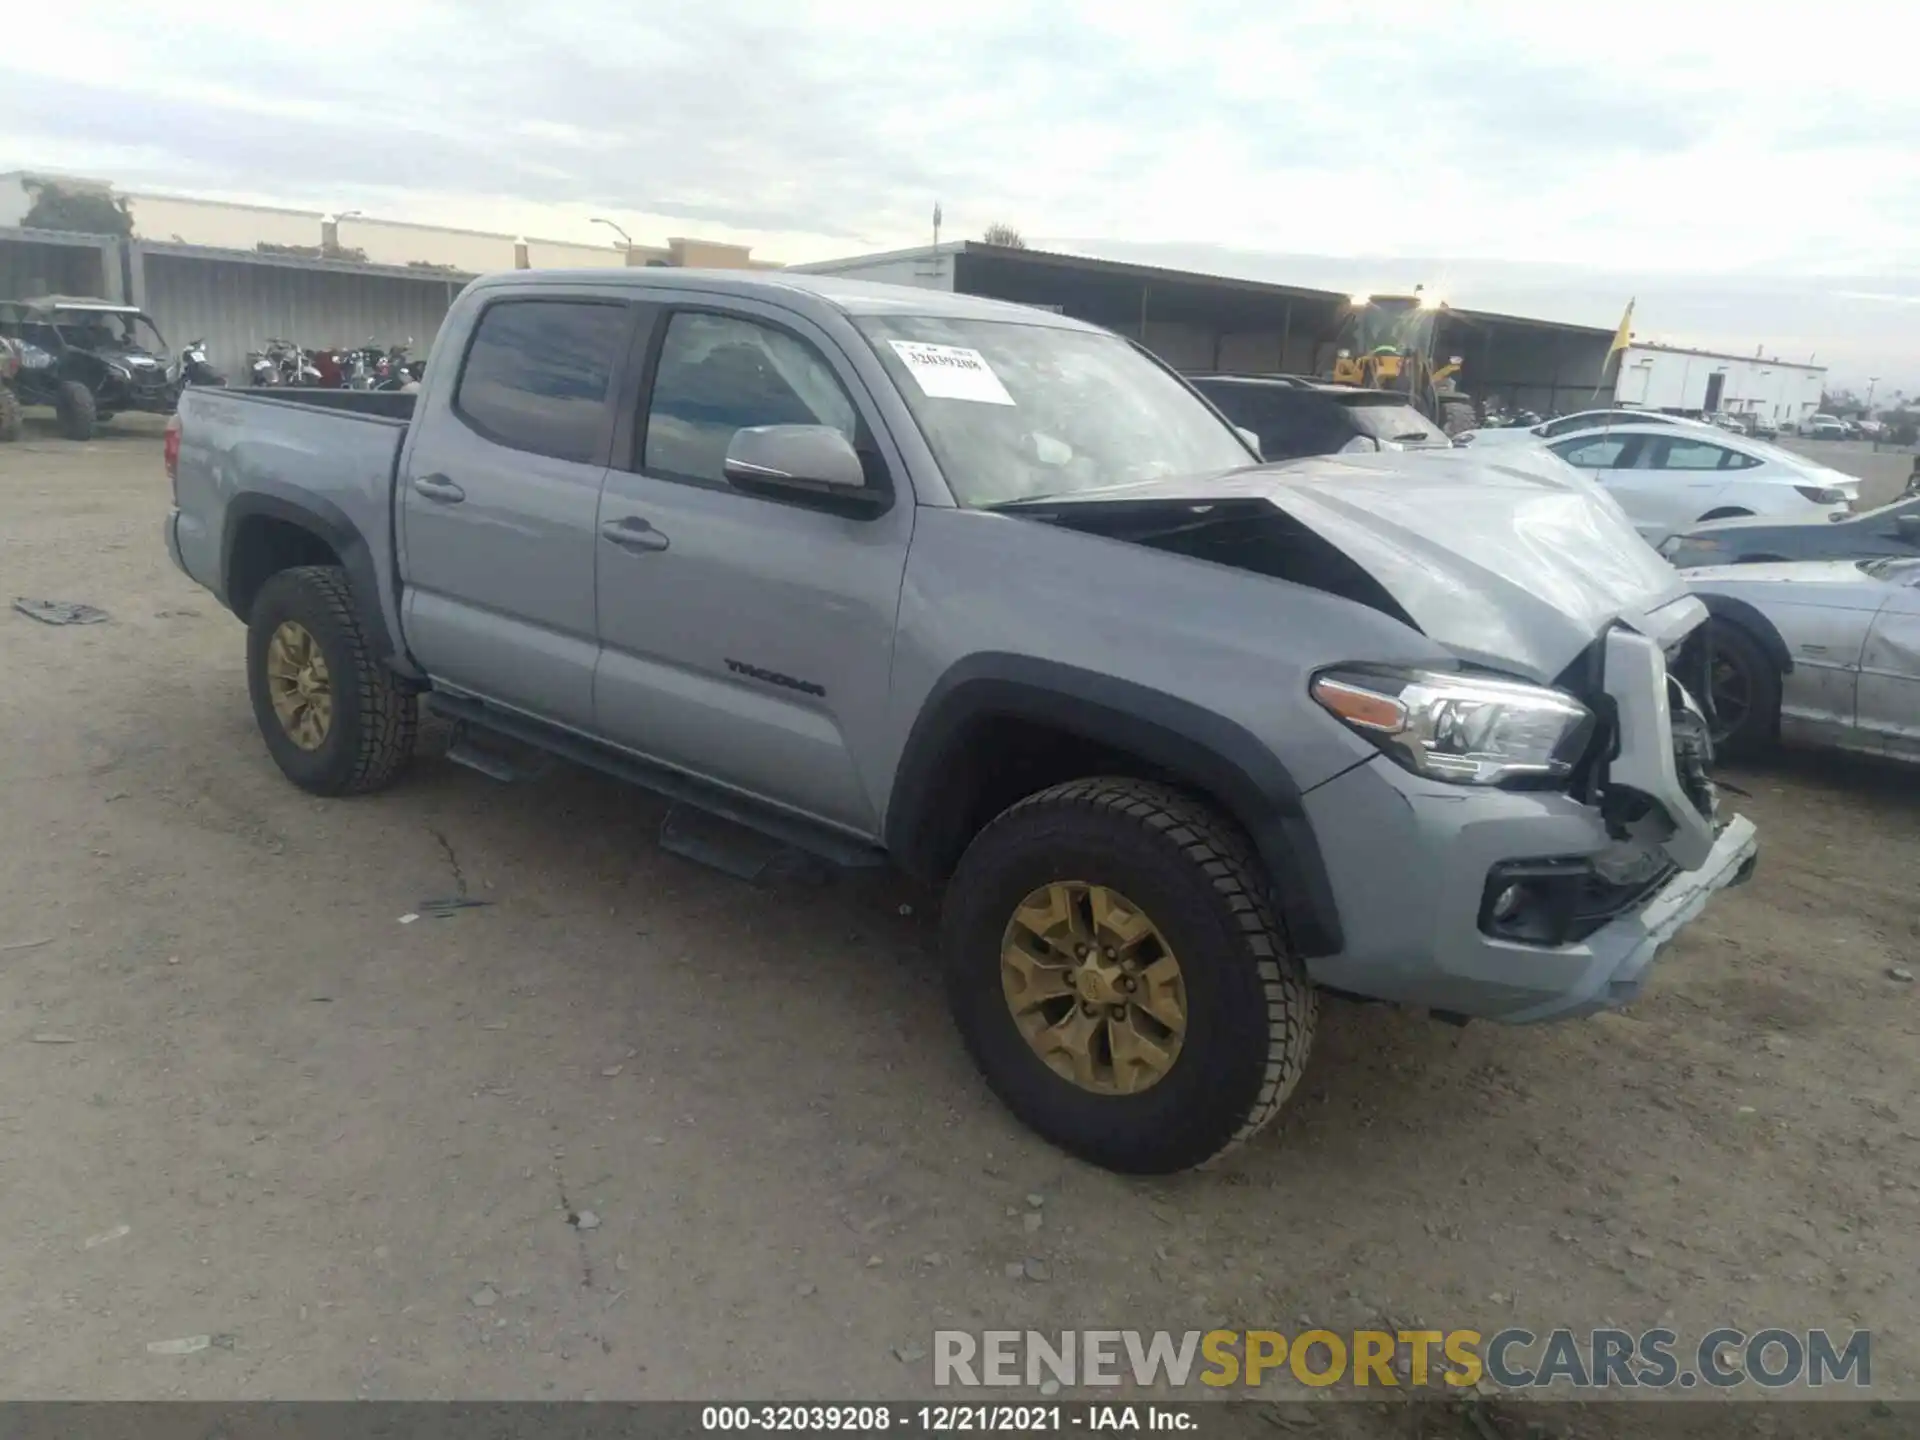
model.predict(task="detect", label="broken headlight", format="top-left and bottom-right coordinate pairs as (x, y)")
top-left (1311, 667), bottom-right (1595, 787)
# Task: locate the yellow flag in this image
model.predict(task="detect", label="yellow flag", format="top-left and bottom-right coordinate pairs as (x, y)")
top-left (1608, 299), bottom-right (1636, 361)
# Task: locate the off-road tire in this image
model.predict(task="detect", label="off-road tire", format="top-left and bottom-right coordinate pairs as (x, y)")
top-left (0, 386), bottom-right (21, 442)
top-left (942, 777), bottom-right (1316, 1174)
top-left (245, 565), bottom-right (417, 796)
top-left (1706, 618), bottom-right (1781, 759)
top-left (1439, 398), bottom-right (1477, 436)
top-left (55, 380), bottom-right (96, 441)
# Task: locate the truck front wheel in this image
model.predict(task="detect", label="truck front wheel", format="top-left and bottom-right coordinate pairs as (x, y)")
top-left (942, 778), bottom-right (1315, 1173)
top-left (245, 566), bottom-right (417, 796)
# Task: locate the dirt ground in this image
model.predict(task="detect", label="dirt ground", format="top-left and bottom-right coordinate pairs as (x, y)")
top-left (0, 418), bottom-right (1915, 1414)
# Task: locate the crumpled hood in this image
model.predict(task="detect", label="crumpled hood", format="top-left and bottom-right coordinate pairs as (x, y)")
top-left (1029, 451), bottom-right (1697, 680)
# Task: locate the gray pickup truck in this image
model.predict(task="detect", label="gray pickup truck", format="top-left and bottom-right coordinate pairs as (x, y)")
top-left (165, 269), bottom-right (1757, 1173)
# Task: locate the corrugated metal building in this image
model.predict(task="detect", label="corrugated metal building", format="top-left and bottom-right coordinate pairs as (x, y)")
top-left (0, 226), bottom-right (122, 305)
top-left (795, 242), bottom-right (1616, 416)
top-left (127, 241), bottom-right (472, 381)
top-left (1612, 344), bottom-right (1826, 427)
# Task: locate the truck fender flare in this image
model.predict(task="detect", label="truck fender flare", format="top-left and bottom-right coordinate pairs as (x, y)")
top-left (885, 653), bottom-right (1343, 958)
top-left (1698, 594), bottom-right (1794, 675)
top-left (221, 487), bottom-right (401, 668)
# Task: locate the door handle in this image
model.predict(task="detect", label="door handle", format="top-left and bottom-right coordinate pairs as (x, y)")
top-left (600, 516), bottom-right (670, 552)
top-left (413, 474), bottom-right (466, 503)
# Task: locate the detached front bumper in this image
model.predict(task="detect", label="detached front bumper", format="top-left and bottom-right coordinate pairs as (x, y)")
top-left (1502, 814), bottom-right (1755, 1022)
top-left (1298, 765), bottom-right (1757, 1026)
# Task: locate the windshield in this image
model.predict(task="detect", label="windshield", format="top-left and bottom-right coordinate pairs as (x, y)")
top-left (1349, 298), bottom-right (1435, 356)
top-left (54, 311), bottom-right (165, 353)
top-left (856, 315), bottom-right (1254, 507)
top-left (1347, 399), bottom-right (1450, 445)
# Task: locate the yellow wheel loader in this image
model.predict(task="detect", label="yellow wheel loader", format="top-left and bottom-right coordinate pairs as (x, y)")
top-left (1327, 289), bottom-right (1477, 435)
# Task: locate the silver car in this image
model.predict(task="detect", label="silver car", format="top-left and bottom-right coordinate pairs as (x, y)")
top-left (1691, 556), bottom-right (1920, 763)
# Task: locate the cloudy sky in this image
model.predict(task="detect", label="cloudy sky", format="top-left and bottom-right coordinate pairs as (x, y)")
top-left (4, 0), bottom-right (1915, 385)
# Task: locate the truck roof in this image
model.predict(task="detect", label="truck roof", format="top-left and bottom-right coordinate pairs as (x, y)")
top-left (465, 267), bottom-right (1102, 332)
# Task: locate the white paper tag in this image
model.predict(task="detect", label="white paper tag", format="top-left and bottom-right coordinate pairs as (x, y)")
top-left (888, 341), bottom-right (1016, 406)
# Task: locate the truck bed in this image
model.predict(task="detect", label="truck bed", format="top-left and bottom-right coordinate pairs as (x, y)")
top-left (221, 386), bottom-right (417, 422)
top-left (170, 385), bottom-right (414, 652)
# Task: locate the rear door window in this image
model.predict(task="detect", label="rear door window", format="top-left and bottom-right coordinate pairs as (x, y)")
top-left (1642, 437), bottom-right (1759, 471)
top-left (454, 300), bottom-right (631, 464)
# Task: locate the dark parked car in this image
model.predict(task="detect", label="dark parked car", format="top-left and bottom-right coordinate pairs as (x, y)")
top-left (1661, 493), bottom-right (1920, 568)
top-left (0, 297), bottom-right (181, 440)
top-left (1187, 373), bottom-right (1454, 461)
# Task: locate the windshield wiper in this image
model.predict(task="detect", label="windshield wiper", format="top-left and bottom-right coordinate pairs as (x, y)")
top-left (985, 492), bottom-right (1072, 510)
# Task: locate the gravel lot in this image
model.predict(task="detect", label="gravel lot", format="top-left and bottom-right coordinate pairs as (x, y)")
top-left (1, 418), bottom-right (1915, 1417)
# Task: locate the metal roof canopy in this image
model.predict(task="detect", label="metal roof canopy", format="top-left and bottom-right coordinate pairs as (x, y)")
top-left (953, 242), bottom-right (1345, 337)
top-left (0, 224), bottom-right (124, 249)
top-left (129, 238), bottom-right (479, 286)
top-left (825, 240), bottom-right (1615, 340)
top-left (1, 295), bottom-right (143, 314)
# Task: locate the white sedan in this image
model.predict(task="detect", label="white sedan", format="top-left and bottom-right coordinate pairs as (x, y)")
top-left (1456, 408), bottom-right (1712, 449)
top-left (1539, 424), bottom-right (1859, 545)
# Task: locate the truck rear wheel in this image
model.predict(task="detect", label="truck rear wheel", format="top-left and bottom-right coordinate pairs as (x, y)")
top-left (941, 778), bottom-right (1315, 1173)
top-left (56, 380), bottom-right (96, 441)
top-left (245, 566), bottom-right (417, 796)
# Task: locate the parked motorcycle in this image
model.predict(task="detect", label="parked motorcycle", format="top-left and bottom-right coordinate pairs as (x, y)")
top-left (344, 342), bottom-right (386, 390)
top-left (306, 348), bottom-right (347, 389)
top-left (374, 337), bottom-right (416, 391)
top-left (180, 338), bottom-right (226, 388)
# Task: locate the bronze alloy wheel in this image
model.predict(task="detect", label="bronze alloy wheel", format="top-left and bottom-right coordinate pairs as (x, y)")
top-left (1000, 880), bottom-right (1188, 1094)
top-left (265, 620), bottom-right (334, 750)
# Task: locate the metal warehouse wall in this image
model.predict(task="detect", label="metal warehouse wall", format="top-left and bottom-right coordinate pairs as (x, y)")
top-left (134, 252), bottom-right (466, 381)
top-left (0, 231), bottom-right (120, 304)
top-left (794, 248), bottom-right (959, 291)
top-left (1613, 347), bottom-right (1825, 425)
top-left (1441, 317), bottom-right (1611, 418)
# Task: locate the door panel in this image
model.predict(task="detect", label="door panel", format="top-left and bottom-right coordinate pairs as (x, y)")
top-left (592, 303), bottom-right (913, 834)
top-left (1553, 434), bottom-right (1673, 542)
top-left (1856, 580), bottom-right (1920, 758)
top-left (1611, 435), bottom-right (1731, 540)
top-left (399, 297), bottom-right (634, 729)
top-left (1773, 600), bottom-right (1873, 735)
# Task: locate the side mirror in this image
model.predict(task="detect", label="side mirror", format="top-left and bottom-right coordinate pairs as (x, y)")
top-left (1234, 425), bottom-right (1263, 456)
top-left (723, 424), bottom-right (879, 510)
top-left (1894, 514), bottom-right (1920, 545)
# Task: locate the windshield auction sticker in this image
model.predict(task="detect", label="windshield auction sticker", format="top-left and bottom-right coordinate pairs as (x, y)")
top-left (888, 341), bottom-right (1016, 405)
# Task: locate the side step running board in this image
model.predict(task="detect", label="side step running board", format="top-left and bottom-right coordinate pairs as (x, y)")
top-left (426, 693), bottom-right (886, 871)
top-left (444, 720), bottom-right (553, 783)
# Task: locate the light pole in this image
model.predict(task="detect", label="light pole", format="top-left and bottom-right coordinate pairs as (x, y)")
top-left (590, 217), bottom-right (633, 247)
